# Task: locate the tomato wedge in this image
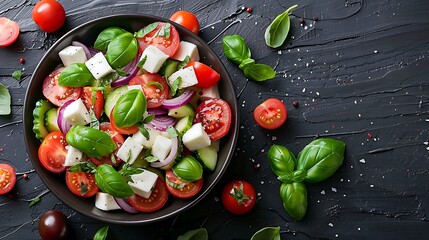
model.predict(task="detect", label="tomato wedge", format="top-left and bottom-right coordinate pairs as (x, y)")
top-left (0, 17), bottom-right (20, 47)
top-left (88, 122), bottom-right (124, 166)
top-left (137, 22), bottom-right (180, 57)
top-left (127, 178), bottom-right (169, 212)
top-left (109, 110), bottom-right (139, 135)
top-left (194, 98), bottom-right (232, 140)
top-left (165, 170), bottom-right (203, 198)
top-left (185, 61), bottom-right (220, 88)
top-left (129, 73), bottom-right (169, 108)
top-left (81, 87), bottom-right (104, 119)
top-left (65, 171), bottom-right (98, 197)
top-left (253, 98), bottom-right (287, 129)
top-left (0, 164), bottom-right (16, 195)
top-left (38, 131), bottom-right (68, 173)
top-left (42, 68), bottom-right (82, 107)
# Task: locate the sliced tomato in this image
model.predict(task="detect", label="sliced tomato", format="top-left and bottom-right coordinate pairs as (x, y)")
top-left (129, 73), bottom-right (169, 108)
top-left (88, 122), bottom-right (124, 166)
top-left (109, 110), bottom-right (139, 135)
top-left (194, 98), bottom-right (232, 141)
top-left (253, 98), bottom-right (287, 129)
top-left (81, 87), bottom-right (104, 119)
top-left (185, 61), bottom-right (220, 88)
top-left (0, 164), bottom-right (16, 195)
top-left (65, 171), bottom-right (98, 197)
top-left (127, 178), bottom-right (169, 212)
top-left (0, 17), bottom-right (20, 47)
top-left (42, 68), bottom-right (82, 107)
top-left (137, 22), bottom-right (180, 57)
top-left (38, 131), bottom-right (68, 173)
top-left (165, 170), bottom-right (203, 198)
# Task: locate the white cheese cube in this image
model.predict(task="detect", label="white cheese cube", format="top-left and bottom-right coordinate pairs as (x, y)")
top-left (168, 66), bottom-right (198, 89)
top-left (63, 145), bottom-right (84, 167)
top-left (140, 45), bottom-right (168, 73)
top-left (211, 140), bottom-right (220, 152)
top-left (128, 170), bottom-right (158, 198)
top-left (200, 84), bottom-right (220, 101)
top-left (85, 52), bottom-right (115, 80)
top-left (59, 46), bottom-right (88, 67)
top-left (171, 41), bottom-right (200, 62)
top-left (182, 123), bottom-right (211, 151)
top-left (116, 137), bottom-right (144, 164)
top-left (63, 99), bottom-right (91, 126)
top-left (131, 125), bottom-right (160, 149)
top-left (151, 135), bottom-right (172, 162)
top-left (95, 192), bottom-right (121, 211)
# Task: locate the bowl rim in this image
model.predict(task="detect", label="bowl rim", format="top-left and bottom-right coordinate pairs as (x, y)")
top-left (23, 13), bottom-right (239, 224)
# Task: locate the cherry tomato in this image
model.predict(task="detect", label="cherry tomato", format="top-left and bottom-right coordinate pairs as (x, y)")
top-left (185, 61), bottom-right (220, 88)
top-left (169, 11), bottom-right (200, 34)
top-left (38, 210), bottom-right (69, 240)
top-left (38, 131), bottom-right (67, 173)
top-left (0, 17), bottom-right (20, 47)
top-left (129, 73), bottom-right (169, 108)
top-left (253, 98), bottom-right (287, 129)
top-left (137, 22), bottom-right (180, 57)
top-left (194, 98), bottom-right (232, 141)
top-left (32, 0), bottom-right (66, 33)
top-left (65, 171), bottom-right (98, 197)
top-left (42, 68), bottom-right (82, 107)
top-left (88, 122), bottom-right (124, 166)
top-left (128, 178), bottom-right (169, 212)
top-left (109, 110), bottom-right (139, 135)
top-left (0, 164), bottom-right (16, 195)
top-left (81, 87), bottom-right (104, 119)
top-left (221, 180), bottom-right (256, 215)
top-left (165, 170), bottom-right (203, 198)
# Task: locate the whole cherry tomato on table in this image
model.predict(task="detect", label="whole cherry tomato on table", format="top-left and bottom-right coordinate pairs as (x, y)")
top-left (221, 180), bottom-right (256, 215)
top-left (0, 163), bottom-right (16, 195)
top-left (253, 98), bottom-right (287, 129)
top-left (0, 17), bottom-right (20, 47)
top-left (170, 10), bottom-right (200, 34)
top-left (38, 210), bottom-right (69, 240)
top-left (32, 0), bottom-right (66, 33)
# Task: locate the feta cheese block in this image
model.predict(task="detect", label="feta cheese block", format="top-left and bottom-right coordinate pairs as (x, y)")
top-left (171, 41), bottom-right (200, 62)
top-left (116, 137), bottom-right (144, 164)
top-left (63, 98), bottom-right (91, 126)
top-left (95, 192), bottom-right (121, 211)
top-left (85, 52), bottom-right (115, 80)
top-left (131, 125), bottom-right (161, 148)
top-left (58, 46), bottom-right (88, 67)
top-left (128, 170), bottom-right (158, 198)
top-left (200, 84), bottom-right (220, 101)
top-left (151, 135), bottom-right (172, 162)
top-left (182, 123), bottom-right (211, 151)
top-left (63, 145), bottom-right (84, 167)
top-left (167, 66), bottom-right (198, 89)
top-left (140, 45), bottom-right (169, 73)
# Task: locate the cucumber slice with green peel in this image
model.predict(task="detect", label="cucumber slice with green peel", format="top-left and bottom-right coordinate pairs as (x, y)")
top-left (33, 99), bottom-right (54, 141)
top-left (159, 60), bottom-right (179, 78)
top-left (175, 116), bottom-right (193, 135)
top-left (168, 104), bottom-right (195, 118)
top-left (195, 146), bottom-right (218, 171)
top-left (44, 108), bottom-right (60, 132)
top-left (104, 85), bottom-right (129, 118)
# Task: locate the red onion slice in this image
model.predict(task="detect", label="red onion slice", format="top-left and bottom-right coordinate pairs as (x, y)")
top-left (111, 55), bottom-right (140, 88)
top-left (149, 115), bottom-right (176, 131)
top-left (71, 41), bottom-right (91, 60)
top-left (147, 107), bottom-right (168, 115)
top-left (161, 89), bottom-right (195, 109)
top-left (57, 100), bottom-right (73, 133)
top-left (114, 197), bottom-right (139, 214)
top-left (150, 136), bottom-right (178, 168)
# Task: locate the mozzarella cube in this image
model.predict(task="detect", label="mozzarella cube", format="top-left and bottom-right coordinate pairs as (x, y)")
top-left (59, 46), bottom-right (88, 67)
top-left (85, 52), bottom-right (115, 79)
top-left (182, 123), bottom-right (211, 151)
top-left (95, 192), bottom-right (121, 211)
top-left (128, 170), bottom-right (158, 198)
top-left (200, 84), bottom-right (220, 101)
top-left (168, 66), bottom-right (198, 89)
top-left (131, 125), bottom-right (161, 149)
top-left (63, 99), bottom-right (91, 126)
top-left (116, 137), bottom-right (144, 164)
top-left (171, 41), bottom-right (200, 62)
top-left (151, 135), bottom-right (172, 162)
top-left (63, 145), bottom-right (84, 167)
top-left (140, 45), bottom-right (168, 73)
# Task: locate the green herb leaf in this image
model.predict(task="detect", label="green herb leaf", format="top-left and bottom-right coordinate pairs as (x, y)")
top-left (265, 5), bottom-right (298, 48)
top-left (68, 162), bottom-right (97, 173)
top-left (251, 226), bottom-right (281, 240)
top-left (113, 89), bottom-right (147, 128)
top-left (146, 81), bottom-right (164, 90)
top-left (135, 22), bottom-right (160, 38)
top-left (279, 182), bottom-right (307, 221)
top-left (169, 77), bottom-right (181, 97)
top-left (95, 164), bottom-right (134, 198)
top-left (177, 56), bottom-right (191, 69)
top-left (138, 125), bottom-right (150, 140)
top-left (94, 27), bottom-right (126, 50)
top-left (166, 177), bottom-right (185, 189)
top-left (167, 126), bottom-right (178, 138)
top-left (145, 156), bottom-right (159, 163)
top-left (239, 58), bottom-right (255, 70)
top-left (89, 109), bottom-right (100, 130)
top-left (267, 145), bottom-right (296, 177)
top-left (93, 226), bottom-right (109, 240)
top-left (138, 55), bottom-right (147, 68)
top-left (96, 71), bottom-right (119, 87)
top-left (243, 63), bottom-right (276, 81)
top-left (80, 182), bottom-right (89, 195)
top-left (0, 83), bottom-right (11, 115)
top-left (177, 228), bottom-right (208, 240)
top-left (142, 114), bottom-right (155, 124)
top-left (12, 70), bottom-right (22, 80)
top-left (119, 163), bottom-right (144, 183)
top-left (116, 68), bottom-right (127, 77)
top-left (106, 32), bottom-right (138, 68)
top-left (29, 197), bottom-right (41, 208)
top-left (172, 156), bottom-right (203, 182)
top-left (222, 35), bottom-right (252, 65)
top-left (156, 23), bottom-right (171, 39)
top-left (66, 125), bottom-right (117, 157)
top-left (59, 63), bottom-right (95, 87)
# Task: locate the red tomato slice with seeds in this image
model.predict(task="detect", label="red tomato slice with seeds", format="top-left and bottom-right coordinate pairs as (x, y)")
top-left (0, 164), bottom-right (16, 195)
top-left (38, 131), bottom-right (67, 173)
top-left (253, 98), bottom-right (287, 129)
top-left (81, 87), bottom-right (104, 119)
top-left (194, 98), bottom-right (232, 140)
top-left (0, 17), bottom-right (20, 47)
top-left (65, 171), bottom-right (98, 197)
top-left (137, 22), bottom-right (180, 57)
top-left (42, 68), bottom-right (82, 107)
top-left (127, 178), bottom-right (169, 212)
top-left (165, 170), bottom-right (203, 198)
top-left (129, 73), bottom-right (169, 109)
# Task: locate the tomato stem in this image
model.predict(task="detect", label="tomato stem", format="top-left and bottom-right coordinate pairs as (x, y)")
top-left (230, 181), bottom-right (252, 205)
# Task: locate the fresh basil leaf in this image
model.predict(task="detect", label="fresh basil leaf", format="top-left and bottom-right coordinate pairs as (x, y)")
top-left (166, 177), bottom-right (185, 189)
top-left (251, 226), bottom-right (281, 240)
top-left (146, 81), bottom-right (164, 90)
top-left (68, 162), bottom-right (97, 173)
top-left (243, 63), bottom-right (276, 81)
top-left (157, 23), bottom-right (171, 39)
top-left (116, 68), bottom-right (127, 77)
top-left (59, 63), bottom-right (95, 87)
top-left (29, 197), bottom-right (41, 208)
top-left (135, 22), bottom-right (159, 38)
top-left (265, 5), bottom-right (298, 48)
top-left (177, 228), bottom-right (208, 240)
top-left (110, 154), bottom-right (117, 165)
top-left (93, 226), bottom-right (109, 240)
top-left (166, 126), bottom-right (178, 138)
top-left (138, 125), bottom-right (150, 140)
top-left (222, 35), bottom-right (252, 65)
top-left (169, 77), bottom-right (181, 97)
top-left (267, 145), bottom-right (296, 177)
top-left (113, 89), bottom-right (147, 128)
top-left (66, 125), bottom-right (117, 157)
top-left (145, 156), bottom-right (159, 163)
top-left (172, 156), bottom-right (203, 182)
top-left (280, 182), bottom-right (307, 221)
top-left (119, 163), bottom-right (144, 178)
top-left (138, 55), bottom-right (147, 68)
top-left (95, 164), bottom-right (134, 198)
top-left (106, 32), bottom-right (138, 68)
top-left (12, 70), bottom-right (22, 80)
top-left (0, 83), bottom-right (11, 115)
top-left (96, 71), bottom-right (119, 87)
top-left (239, 58), bottom-right (255, 70)
top-left (177, 55), bottom-right (191, 69)
top-left (94, 27), bottom-right (126, 50)
top-left (142, 114), bottom-right (155, 124)
top-left (80, 182), bottom-right (89, 195)
top-left (89, 109), bottom-right (100, 130)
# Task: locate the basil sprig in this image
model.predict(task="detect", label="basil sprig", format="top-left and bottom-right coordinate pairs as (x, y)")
top-left (251, 226), bottom-right (281, 240)
top-left (66, 125), bottom-right (117, 157)
top-left (280, 182), bottom-right (307, 221)
top-left (106, 32), bottom-right (138, 68)
top-left (222, 35), bottom-right (275, 81)
top-left (172, 156), bottom-right (203, 182)
top-left (112, 89), bottom-right (147, 128)
top-left (59, 63), bottom-right (95, 87)
top-left (93, 226), bottom-right (109, 240)
top-left (178, 228), bottom-right (208, 240)
top-left (135, 22), bottom-right (159, 38)
top-left (94, 27), bottom-right (126, 50)
top-left (95, 164), bottom-right (134, 198)
top-left (265, 5), bottom-right (298, 48)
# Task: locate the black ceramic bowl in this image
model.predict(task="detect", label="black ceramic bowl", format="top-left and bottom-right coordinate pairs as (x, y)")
top-left (23, 14), bottom-right (238, 224)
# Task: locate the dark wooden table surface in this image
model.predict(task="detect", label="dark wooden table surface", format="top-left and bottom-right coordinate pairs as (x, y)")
top-left (1, 0), bottom-right (429, 239)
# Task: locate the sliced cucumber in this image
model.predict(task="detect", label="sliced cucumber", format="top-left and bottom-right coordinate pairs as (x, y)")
top-left (44, 108), bottom-right (60, 132)
top-left (104, 85), bottom-right (129, 118)
top-left (131, 151), bottom-right (150, 168)
top-left (175, 115), bottom-right (193, 135)
top-left (33, 100), bottom-right (54, 141)
top-left (168, 104), bottom-right (195, 118)
top-left (195, 146), bottom-right (218, 171)
top-left (159, 60), bottom-right (179, 78)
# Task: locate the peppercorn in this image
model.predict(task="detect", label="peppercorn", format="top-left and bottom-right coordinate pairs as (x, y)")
top-left (19, 58), bottom-right (25, 64)
top-left (292, 101), bottom-right (299, 108)
top-left (246, 7), bottom-right (252, 13)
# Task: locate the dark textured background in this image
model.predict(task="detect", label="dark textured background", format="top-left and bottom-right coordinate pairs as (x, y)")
top-left (1, 0), bottom-right (429, 239)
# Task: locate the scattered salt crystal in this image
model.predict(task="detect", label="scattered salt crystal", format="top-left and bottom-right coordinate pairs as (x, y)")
top-left (358, 227), bottom-right (361, 231)
top-left (316, 92), bottom-right (320, 96)
top-left (272, 136), bottom-right (277, 141)
top-left (358, 114), bottom-right (362, 117)
top-left (214, 197), bottom-right (219, 202)
top-left (359, 159), bottom-right (366, 164)
top-left (426, 147), bottom-right (429, 151)
top-left (278, 50), bottom-right (282, 54)
top-left (321, 190), bottom-right (325, 195)
top-left (211, 26), bottom-right (215, 29)
top-left (255, 22), bottom-right (258, 25)
top-left (374, 50), bottom-right (378, 54)
top-left (331, 187), bottom-right (337, 192)
top-left (424, 142), bottom-right (428, 145)
top-left (250, 136), bottom-right (255, 140)
top-left (335, 234), bottom-right (339, 238)
top-left (370, 184), bottom-right (374, 188)
top-left (261, 149), bottom-right (265, 153)
top-left (302, 88), bottom-right (306, 93)
top-left (304, 26), bottom-right (308, 30)
top-left (261, 181), bottom-right (264, 184)
top-left (328, 223), bottom-right (334, 227)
